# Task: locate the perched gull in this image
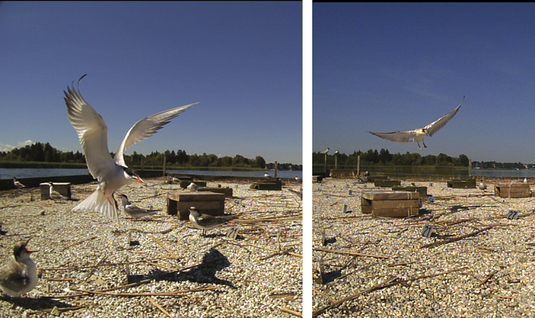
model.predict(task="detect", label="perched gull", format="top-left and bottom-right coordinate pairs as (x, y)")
top-left (187, 182), bottom-right (199, 192)
top-left (369, 96), bottom-right (465, 149)
top-left (320, 148), bottom-right (330, 155)
top-left (118, 194), bottom-right (159, 219)
top-left (46, 182), bottom-right (69, 200)
top-left (188, 207), bottom-right (236, 236)
top-left (64, 74), bottom-right (197, 221)
top-left (12, 177), bottom-right (25, 189)
top-left (0, 240), bottom-right (38, 297)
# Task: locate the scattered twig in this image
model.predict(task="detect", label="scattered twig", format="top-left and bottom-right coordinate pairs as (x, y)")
top-left (314, 247), bottom-right (389, 259)
top-left (26, 306), bottom-right (86, 315)
top-left (149, 235), bottom-right (180, 260)
top-left (148, 296), bottom-right (174, 317)
top-left (421, 226), bottom-right (494, 249)
top-left (280, 306), bottom-right (302, 317)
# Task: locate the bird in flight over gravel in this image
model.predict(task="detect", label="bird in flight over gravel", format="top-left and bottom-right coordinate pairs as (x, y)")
top-left (64, 74), bottom-right (197, 221)
top-left (369, 96), bottom-right (465, 149)
top-left (0, 240), bottom-right (38, 297)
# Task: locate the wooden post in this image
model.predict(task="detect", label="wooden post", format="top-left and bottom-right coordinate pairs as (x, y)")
top-left (334, 153), bottom-right (338, 170)
top-left (162, 155), bottom-right (167, 177)
top-left (274, 161), bottom-right (278, 178)
top-left (468, 159), bottom-right (472, 178)
top-left (358, 155), bottom-right (361, 176)
top-left (324, 153), bottom-right (328, 175)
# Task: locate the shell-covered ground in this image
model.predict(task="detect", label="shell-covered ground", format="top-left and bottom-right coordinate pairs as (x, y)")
top-left (0, 177), bottom-right (302, 318)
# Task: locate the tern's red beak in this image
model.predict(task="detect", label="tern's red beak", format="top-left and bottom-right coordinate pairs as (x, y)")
top-left (134, 176), bottom-right (144, 183)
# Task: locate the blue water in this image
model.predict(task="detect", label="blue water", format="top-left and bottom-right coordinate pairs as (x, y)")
top-left (470, 169), bottom-right (535, 179)
top-left (0, 168), bottom-right (302, 180)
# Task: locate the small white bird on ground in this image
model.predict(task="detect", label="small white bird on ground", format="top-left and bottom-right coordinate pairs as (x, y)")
top-left (46, 182), bottom-right (70, 200)
top-left (188, 207), bottom-right (236, 236)
top-left (118, 194), bottom-right (159, 220)
top-left (369, 96), bottom-right (465, 149)
top-left (64, 74), bottom-right (197, 221)
top-left (187, 182), bottom-right (199, 192)
top-left (13, 177), bottom-right (25, 189)
top-left (0, 240), bottom-right (38, 297)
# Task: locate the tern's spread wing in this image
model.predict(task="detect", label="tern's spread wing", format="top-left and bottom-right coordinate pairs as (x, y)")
top-left (368, 130), bottom-right (418, 143)
top-left (64, 77), bottom-right (115, 181)
top-left (424, 96), bottom-right (464, 137)
top-left (114, 102), bottom-right (198, 167)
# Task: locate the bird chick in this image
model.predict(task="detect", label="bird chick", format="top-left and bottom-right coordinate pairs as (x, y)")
top-left (0, 240), bottom-right (38, 297)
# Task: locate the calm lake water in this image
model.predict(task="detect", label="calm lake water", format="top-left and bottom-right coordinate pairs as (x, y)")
top-left (470, 169), bottom-right (535, 179)
top-left (0, 168), bottom-right (302, 180)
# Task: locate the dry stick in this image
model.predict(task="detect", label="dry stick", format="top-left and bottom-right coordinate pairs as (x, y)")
top-left (312, 267), bottom-right (468, 317)
top-left (280, 306), bottom-right (302, 317)
top-left (70, 285), bottom-right (216, 297)
top-left (314, 247), bottom-right (390, 259)
top-left (420, 226), bottom-right (494, 249)
top-left (477, 270), bottom-right (499, 287)
top-left (148, 297), bottom-right (174, 318)
top-left (149, 234), bottom-right (180, 260)
top-left (61, 235), bottom-right (98, 251)
top-left (26, 306), bottom-right (86, 315)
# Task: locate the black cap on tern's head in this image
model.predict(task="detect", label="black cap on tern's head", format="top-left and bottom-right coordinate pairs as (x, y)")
top-left (123, 167), bottom-right (144, 184)
top-left (13, 239), bottom-right (36, 259)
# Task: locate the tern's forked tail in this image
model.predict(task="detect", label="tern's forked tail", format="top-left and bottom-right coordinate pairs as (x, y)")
top-left (72, 190), bottom-right (119, 222)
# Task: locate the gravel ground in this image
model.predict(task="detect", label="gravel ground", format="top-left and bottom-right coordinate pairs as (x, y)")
top-left (313, 177), bottom-right (535, 317)
top-left (0, 177), bottom-right (302, 318)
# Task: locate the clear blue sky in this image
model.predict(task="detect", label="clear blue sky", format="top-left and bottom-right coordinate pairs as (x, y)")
top-left (0, 1), bottom-right (302, 164)
top-left (314, 3), bottom-right (535, 163)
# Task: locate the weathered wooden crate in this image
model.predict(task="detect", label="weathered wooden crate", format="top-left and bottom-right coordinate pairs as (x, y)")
top-left (447, 179), bottom-right (476, 189)
top-left (39, 182), bottom-right (71, 200)
top-left (197, 187), bottom-right (233, 197)
top-left (250, 179), bottom-right (282, 190)
top-left (180, 180), bottom-right (207, 189)
top-left (361, 190), bottom-right (420, 218)
top-left (374, 179), bottom-right (401, 187)
top-left (495, 183), bottom-right (532, 198)
top-left (392, 186), bottom-right (428, 200)
top-left (167, 191), bottom-right (225, 220)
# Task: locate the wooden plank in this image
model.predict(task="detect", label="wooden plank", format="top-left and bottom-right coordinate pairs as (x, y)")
top-left (371, 199), bottom-right (420, 210)
top-left (374, 180), bottom-right (401, 187)
top-left (362, 191), bottom-right (419, 201)
top-left (372, 207), bottom-right (419, 218)
top-left (361, 198), bottom-right (372, 214)
top-left (197, 187), bottom-right (233, 197)
top-left (495, 184), bottom-right (531, 198)
top-left (392, 186), bottom-right (427, 198)
top-left (167, 191), bottom-right (225, 202)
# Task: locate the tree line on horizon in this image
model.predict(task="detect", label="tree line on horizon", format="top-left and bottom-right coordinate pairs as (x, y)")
top-left (0, 142), bottom-right (302, 171)
top-left (313, 148), bottom-right (533, 170)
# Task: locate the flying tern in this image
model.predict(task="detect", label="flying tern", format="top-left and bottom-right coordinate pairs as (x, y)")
top-left (369, 96), bottom-right (465, 149)
top-left (64, 74), bottom-right (197, 221)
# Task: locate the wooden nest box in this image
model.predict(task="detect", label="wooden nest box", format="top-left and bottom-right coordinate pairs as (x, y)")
top-left (167, 191), bottom-right (225, 220)
top-left (361, 190), bottom-right (420, 218)
top-left (495, 183), bottom-right (532, 198)
top-left (39, 182), bottom-right (71, 200)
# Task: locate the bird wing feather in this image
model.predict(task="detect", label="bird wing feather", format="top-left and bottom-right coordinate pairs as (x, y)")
top-left (368, 130), bottom-right (418, 143)
top-left (424, 96), bottom-right (464, 137)
top-left (114, 102), bottom-right (198, 167)
top-left (64, 79), bottom-right (116, 181)
top-left (0, 261), bottom-right (28, 291)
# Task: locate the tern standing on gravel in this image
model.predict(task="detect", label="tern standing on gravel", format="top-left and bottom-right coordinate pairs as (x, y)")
top-left (64, 74), bottom-right (197, 221)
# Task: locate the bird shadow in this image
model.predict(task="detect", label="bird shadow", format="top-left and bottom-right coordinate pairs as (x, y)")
top-left (128, 248), bottom-right (235, 288)
top-left (319, 269), bottom-right (342, 284)
top-left (0, 294), bottom-right (75, 311)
